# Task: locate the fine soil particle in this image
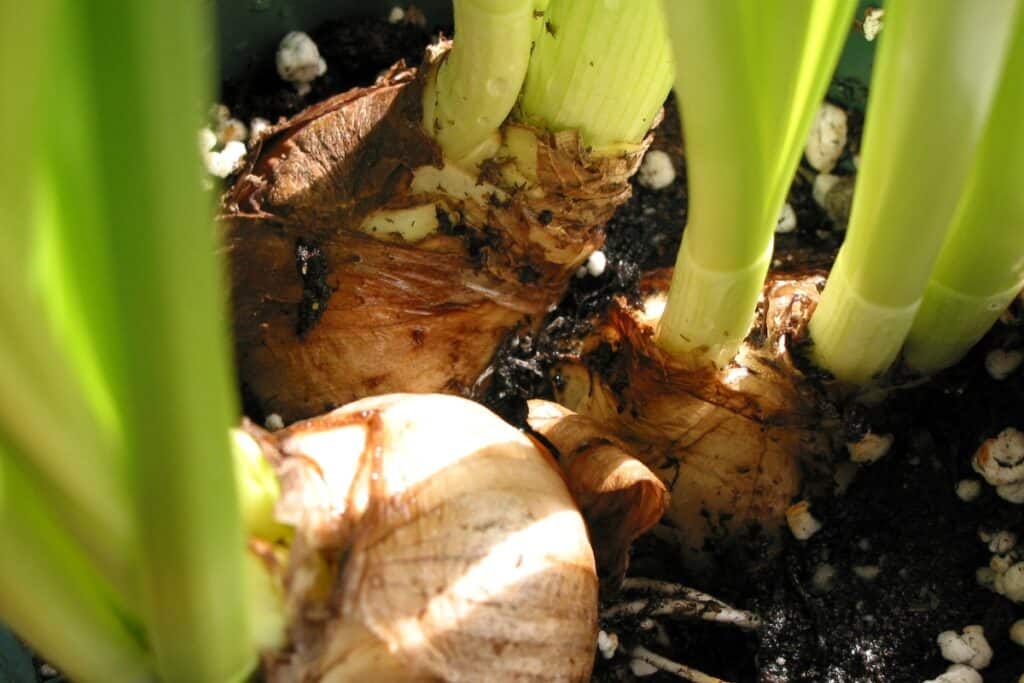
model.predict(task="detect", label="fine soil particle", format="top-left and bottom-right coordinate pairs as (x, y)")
top-left (224, 12), bottom-right (1024, 682)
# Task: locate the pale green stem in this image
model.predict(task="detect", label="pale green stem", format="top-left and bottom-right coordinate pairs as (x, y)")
top-left (0, 0), bottom-right (133, 587)
top-left (904, 18), bottom-right (1024, 373)
top-left (656, 0), bottom-right (855, 363)
top-left (0, 446), bottom-right (152, 683)
top-left (423, 0), bottom-right (534, 164)
top-left (519, 0), bottom-right (673, 152)
top-left (809, 0), bottom-right (1022, 383)
top-left (62, 0), bottom-right (256, 678)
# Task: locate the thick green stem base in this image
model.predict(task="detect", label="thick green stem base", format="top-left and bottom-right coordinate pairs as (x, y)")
top-left (809, 252), bottom-right (920, 383)
top-left (655, 236), bottom-right (773, 366)
top-left (904, 279), bottom-right (1023, 374)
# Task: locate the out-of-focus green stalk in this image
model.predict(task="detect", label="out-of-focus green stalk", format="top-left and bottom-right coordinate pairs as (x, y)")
top-left (519, 0), bottom-right (673, 152)
top-left (0, 447), bottom-right (152, 682)
top-left (58, 0), bottom-right (256, 678)
top-left (423, 0), bottom-right (534, 164)
top-left (904, 20), bottom-right (1024, 373)
top-left (655, 0), bottom-right (855, 364)
top-left (809, 0), bottom-right (1022, 383)
top-left (0, 0), bottom-right (133, 588)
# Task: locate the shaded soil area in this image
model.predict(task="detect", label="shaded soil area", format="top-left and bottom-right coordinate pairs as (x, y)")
top-left (223, 10), bottom-right (1024, 682)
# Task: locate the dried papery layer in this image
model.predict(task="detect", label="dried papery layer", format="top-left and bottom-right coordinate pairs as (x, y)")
top-left (526, 399), bottom-right (668, 591)
top-left (554, 271), bottom-right (831, 573)
top-left (260, 394), bottom-right (598, 682)
top-left (223, 48), bottom-right (653, 422)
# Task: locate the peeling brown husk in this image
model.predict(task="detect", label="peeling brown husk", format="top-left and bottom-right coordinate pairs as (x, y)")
top-left (256, 394), bottom-right (599, 682)
top-left (223, 46), bottom-right (653, 422)
top-left (526, 399), bottom-right (668, 592)
top-left (553, 270), bottom-right (834, 573)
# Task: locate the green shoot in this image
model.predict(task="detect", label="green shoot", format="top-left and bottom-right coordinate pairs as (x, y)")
top-left (423, 0), bottom-right (535, 164)
top-left (0, 0), bottom-right (260, 679)
top-left (655, 0), bottom-right (856, 364)
top-left (519, 0), bottom-right (673, 152)
top-left (903, 18), bottom-right (1024, 374)
top-left (61, 0), bottom-right (256, 677)
top-left (0, 0), bottom-right (135, 590)
top-left (0, 448), bottom-right (150, 682)
top-left (808, 0), bottom-right (1022, 383)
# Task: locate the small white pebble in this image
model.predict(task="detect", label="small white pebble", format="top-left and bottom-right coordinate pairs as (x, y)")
top-left (811, 563), bottom-right (836, 593)
top-left (956, 479), bottom-right (982, 502)
top-left (203, 140), bottom-right (247, 178)
top-left (217, 118), bottom-right (248, 145)
top-left (805, 103), bottom-right (848, 173)
top-left (636, 149), bottom-right (676, 190)
top-left (1010, 618), bottom-right (1024, 646)
top-left (786, 500), bottom-right (822, 541)
top-left (388, 6), bottom-right (406, 23)
top-left (973, 428), bottom-right (1024, 487)
top-left (776, 202), bottom-right (797, 234)
top-left (988, 530), bottom-right (1017, 554)
top-left (937, 629), bottom-right (979, 666)
top-left (924, 663), bottom-right (983, 683)
top-left (995, 561), bottom-right (1024, 602)
top-left (249, 117), bottom-right (272, 143)
top-left (39, 664), bottom-right (58, 677)
top-left (853, 565), bottom-right (881, 581)
top-left (863, 7), bottom-right (885, 41)
top-left (847, 431), bottom-right (894, 464)
top-left (985, 348), bottom-right (1023, 380)
top-left (198, 127), bottom-right (217, 153)
top-left (962, 625), bottom-right (993, 669)
top-left (629, 657), bottom-right (659, 677)
top-left (997, 480), bottom-right (1024, 503)
top-left (276, 31), bottom-right (327, 93)
top-left (586, 250), bottom-right (607, 277)
top-left (813, 173), bottom-right (841, 208)
top-left (597, 630), bottom-right (618, 659)
top-left (264, 413), bottom-right (285, 431)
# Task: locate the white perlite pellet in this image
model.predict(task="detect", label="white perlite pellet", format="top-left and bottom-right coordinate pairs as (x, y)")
top-left (955, 479), bottom-right (982, 502)
top-left (636, 149), bottom-right (676, 190)
top-left (586, 250), bottom-right (607, 277)
top-left (1010, 619), bottom-right (1024, 647)
top-left (805, 103), bottom-right (847, 173)
top-left (973, 428), bottom-right (1024, 503)
top-left (776, 203), bottom-right (797, 234)
top-left (937, 625), bottom-right (992, 669)
top-left (847, 431), bottom-right (894, 464)
top-left (786, 501), bottom-right (822, 541)
top-left (277, 31), bottom-right (327, 95)
top-left (985, 348), bottom-right (1023, 380)
top-left (597, 630), bottom-right (618, 659)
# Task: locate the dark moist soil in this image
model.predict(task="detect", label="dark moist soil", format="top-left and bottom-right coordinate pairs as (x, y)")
top-left (224, 10), bottom-right (1024, 682)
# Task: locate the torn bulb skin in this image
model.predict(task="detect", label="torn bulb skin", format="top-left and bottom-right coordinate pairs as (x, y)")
top-left (223, 46), bottom-right (652, 423)
top-left (251, 394), bottom-right (598, 682)
top-left (552, 269), bottom-right (833, 572)
top-left (241, 393), bottom-right (670, 682)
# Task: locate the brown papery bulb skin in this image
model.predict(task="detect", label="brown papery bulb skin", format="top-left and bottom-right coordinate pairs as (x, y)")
top-left (261, 394), bottom-right (598, 682)
top-left (554, 271), bottom-right (831, 574)
top-left (223, 48), bottom-right (653, 423)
